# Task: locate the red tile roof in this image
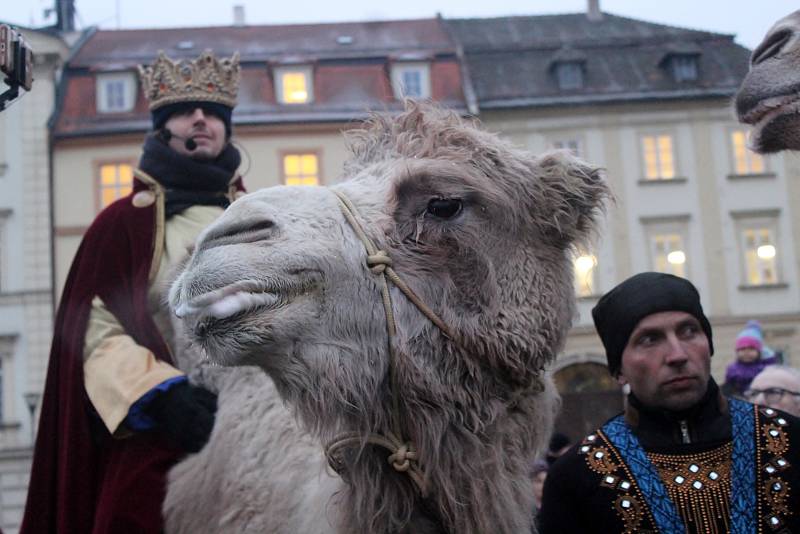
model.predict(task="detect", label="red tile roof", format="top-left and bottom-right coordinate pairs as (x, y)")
top-left (54, 17), bottom-right (468, 138)
top-left (71, 19), bottom-right (456, 66)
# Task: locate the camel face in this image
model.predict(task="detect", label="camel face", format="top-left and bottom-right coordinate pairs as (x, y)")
top-left (736, 10), bottom-right (800, 153)
top-left (170, 184), bottom-right (383, 374)
top-left (170, 104), bottom-right (607, 429)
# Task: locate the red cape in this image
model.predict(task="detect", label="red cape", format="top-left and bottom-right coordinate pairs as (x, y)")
top-left (21, 174), bottom-right (243, 534)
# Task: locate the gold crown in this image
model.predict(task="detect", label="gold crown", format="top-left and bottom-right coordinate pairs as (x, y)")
top-left (138, 50), bottom-right (240, 111)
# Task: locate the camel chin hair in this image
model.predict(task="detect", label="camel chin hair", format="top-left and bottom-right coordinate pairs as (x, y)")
top-left (164, 101), bottom-right (610, 534)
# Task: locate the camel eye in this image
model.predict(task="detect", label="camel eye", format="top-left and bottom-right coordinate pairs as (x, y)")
top-left (426, 198), bottom-right (462, 219)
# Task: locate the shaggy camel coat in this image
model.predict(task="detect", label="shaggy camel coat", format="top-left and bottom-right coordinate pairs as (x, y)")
top-left (166, 103), bottom-right (609, 534)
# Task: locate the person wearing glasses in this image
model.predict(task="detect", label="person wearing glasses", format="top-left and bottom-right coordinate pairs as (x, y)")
top-left (539, 273), bottom-right (800, 533)
top-left (745, 365), bottom-right (800, 417)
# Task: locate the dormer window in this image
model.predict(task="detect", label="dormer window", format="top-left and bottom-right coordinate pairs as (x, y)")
top-left (670, 54), bottom-right (698, 82)
top-left (555, 62), bottom-right (584, 90)
top-left (96, 72), bottom-right (136, 113)
top-left (660, 49), bottom-right (700, 83)
top-left (391, 63), bottom-right (431, 99)
top-left (275, 66), bottom-right (313, 104)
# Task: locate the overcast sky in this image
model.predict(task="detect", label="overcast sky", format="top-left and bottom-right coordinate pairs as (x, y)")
top-left (4, 0), bottom-right (797, 50)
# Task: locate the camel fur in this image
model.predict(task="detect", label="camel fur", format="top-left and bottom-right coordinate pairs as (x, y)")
top-left (736, 9), bottom-right (800, 152)
top-left (166, 102), bottom-right (609, 534)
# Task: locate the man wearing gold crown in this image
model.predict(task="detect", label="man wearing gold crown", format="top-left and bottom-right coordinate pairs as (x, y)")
top-left (21, 50), bottom-right (246, 534)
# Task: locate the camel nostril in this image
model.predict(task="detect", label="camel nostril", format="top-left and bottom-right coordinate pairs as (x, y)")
top-left (751, 29), bottom-right (793, 66)
top-left (200, 219), bottom-right (276, 250)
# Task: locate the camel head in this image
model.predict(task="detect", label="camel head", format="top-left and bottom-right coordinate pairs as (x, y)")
top-left (736, 10), bottom-right (800, 153)
top-left (169, 101), bottom-right (607, 465)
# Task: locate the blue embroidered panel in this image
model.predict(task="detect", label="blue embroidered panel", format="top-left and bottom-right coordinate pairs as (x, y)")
top-left (603, 416), bottom-right (685, 534)
top-left (602, 399), bottom-right (758, 534)
top-left (728, 398), bottom-right (756, 534)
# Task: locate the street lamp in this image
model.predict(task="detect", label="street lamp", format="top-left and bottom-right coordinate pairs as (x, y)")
top-left (22, 392), bottom-right (41, 445)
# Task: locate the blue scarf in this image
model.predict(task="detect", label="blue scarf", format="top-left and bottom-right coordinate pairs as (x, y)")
top-left (602, 398), bottom-right (755, 533)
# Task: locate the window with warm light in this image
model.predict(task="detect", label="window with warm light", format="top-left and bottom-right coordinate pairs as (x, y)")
top-left (731, 130), bottom-right (765, 174)
top-left (573, 252), bottom-right (597, 297)
top-left (99, 163), bottom-right (134, 209)
top-left (276, 67), bottom-right (313, 104)
top-left (650, 233), bottom-right (686, 277)
top-left (283, 153), bottom-right (320, 186)
top-left (741, 227), bottom-right (778, 285)
top-left (641, 134), bottom-right (676, 180)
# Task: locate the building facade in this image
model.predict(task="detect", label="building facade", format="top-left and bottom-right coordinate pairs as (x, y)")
top-left (446, 12), bottom-right (799, 439)
top-left (2, 6), bottom-right (796, 530)
top-left (50, 19), bottom-right (468, 297)
top-left (0, 24), bottom-right (70, 532)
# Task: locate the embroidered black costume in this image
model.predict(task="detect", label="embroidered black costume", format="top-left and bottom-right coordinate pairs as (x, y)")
top-left (540, 272), bottom-right (800, 534)
top-left (539, 380), bottom-right (800, 533)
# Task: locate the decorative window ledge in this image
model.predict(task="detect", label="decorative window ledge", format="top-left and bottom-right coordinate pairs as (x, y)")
top-left (0, 422), bottom-right (21, 431)
top-left (727, 172), bottom-right (776, 181)
top-left (738, 283), bottom-right (789, 291)
top-left (637, 177), bottom-right (688, 186)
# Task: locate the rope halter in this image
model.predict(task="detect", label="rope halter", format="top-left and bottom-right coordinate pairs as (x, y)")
top-left (324, 189), bottom-right (458, 498)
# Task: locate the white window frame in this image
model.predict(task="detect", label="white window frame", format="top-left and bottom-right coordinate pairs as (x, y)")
top-left (274, 66), bottom-right (314, 105)
top-left (729, 129), bottom-right (767, 175)
top-left (96, 72), bottom-right (136, 113)
top-left (281, 151), bottom-right (322, 186)
top-left (640, 132), bottom-right (678, 180)
top-left (96, 160), bottom-right (135, 212)
top-left (650, 233), bottom-right (687, 277)
top-left (733, 212), bottom-right (782, 287)
top-left (391, 62), bottom-right (431, 99)
top-left (643, 218), bottom-right (690, 278)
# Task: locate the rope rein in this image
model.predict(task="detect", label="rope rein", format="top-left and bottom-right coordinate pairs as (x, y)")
top-left (324, 189), bottom-right (458, 499)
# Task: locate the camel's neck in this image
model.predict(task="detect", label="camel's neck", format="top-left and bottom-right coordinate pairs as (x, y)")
top-left (334, 406), bottom-right (538, 534)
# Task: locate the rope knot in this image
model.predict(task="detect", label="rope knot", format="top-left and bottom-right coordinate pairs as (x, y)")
top-left (367, 250), bottom-right (393, 274)
top-left (388, 442), bottom-right (418, 472)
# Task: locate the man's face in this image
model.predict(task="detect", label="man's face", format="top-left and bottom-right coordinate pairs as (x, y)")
top-left (748, 369), bottom-right (800, 417)
top-left (617, 311), bottom-right (712, 412)
top-left (164, 107), bottom-right (226, 160)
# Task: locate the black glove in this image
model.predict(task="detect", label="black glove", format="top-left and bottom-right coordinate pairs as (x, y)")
top-left (143, 381), bottom-right (217, 453)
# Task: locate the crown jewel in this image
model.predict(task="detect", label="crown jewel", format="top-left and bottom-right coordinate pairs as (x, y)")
top-left (138, 50), bottom-right (240, 111)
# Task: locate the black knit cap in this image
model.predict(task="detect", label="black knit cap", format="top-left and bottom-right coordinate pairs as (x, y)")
top-left (152, 101), bottom-right (233, 139)
top-left (591, 272), bottom-right (714, 376)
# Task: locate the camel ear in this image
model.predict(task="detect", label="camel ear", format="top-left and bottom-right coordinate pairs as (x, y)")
top-left (533, 152), bottom-right (609, 248)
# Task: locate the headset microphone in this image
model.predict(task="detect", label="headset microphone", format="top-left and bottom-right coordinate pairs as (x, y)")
top-left (161, 128), bottom-right (197, 151)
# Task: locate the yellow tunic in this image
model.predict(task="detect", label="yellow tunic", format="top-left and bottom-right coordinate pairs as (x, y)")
top-left (83, 205), bottom-right (223, 433)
